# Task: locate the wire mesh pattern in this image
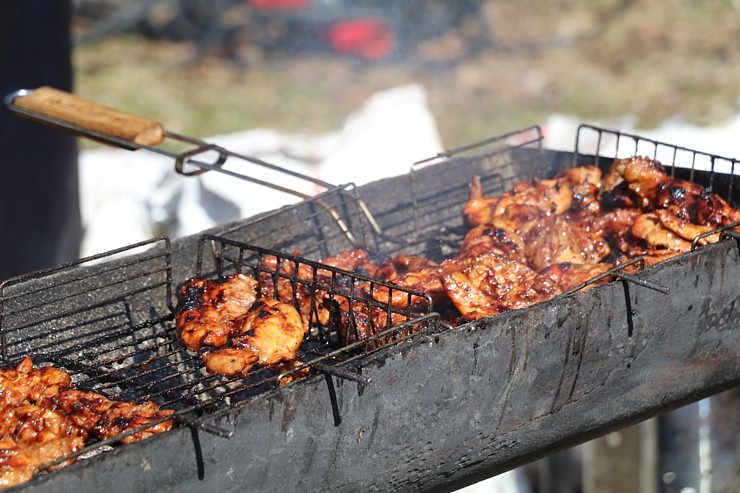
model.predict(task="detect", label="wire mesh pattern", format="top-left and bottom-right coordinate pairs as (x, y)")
top-left (574, 124), bottom-right (739, 205)
top-left (0, 234), bottom-right (437, 427)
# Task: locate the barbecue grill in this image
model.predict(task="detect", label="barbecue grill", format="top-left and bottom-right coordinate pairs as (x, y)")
top-left (2, 90), bottom-right (739, 492)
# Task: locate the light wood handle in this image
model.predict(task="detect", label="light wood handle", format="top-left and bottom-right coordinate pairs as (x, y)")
top-left (13, 86), bottom-right (164, 146)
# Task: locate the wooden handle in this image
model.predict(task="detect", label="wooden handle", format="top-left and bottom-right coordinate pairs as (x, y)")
top-left (13, 86), bottom-right (164, 146)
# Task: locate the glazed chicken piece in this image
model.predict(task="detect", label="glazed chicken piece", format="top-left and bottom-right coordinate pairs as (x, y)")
top-left (92, 400), bottom-right (174, 444)
top-left (457, 224), bottom-right (526, 264)
top-left (320, 294), bottom-right (410, 347)
top-left (369, 254), bottom-right (443, 307)
top-left (653, 178), bottom-right (740, 244)
top-left (0, 358), bottom-right (173, 488)
top-left (463, 166), bottom-right (601, 227)
top-left (0, 431), bottom-right (84, 488)
top-left (522, 214), bottom-right (612, 272)
top-left (233, 298), bottom-right (308, 365)
top-left (592, 208), bottom-right (642, 241)
top-left (536, 262), bottom-right (613, 293)
top-left (491, 203), bottom-right (545, 238)
top-left (202, 298), bottom-right (308, 377)
top-left (51, 389), bottom-right (174, 445)
top-left (463, 175), bottom-right (499, 227)
top-left (175, 273), bottom-right (258, 350)
top-left (490, 204), bottom-right (611, 272)
top-left (257, 249), bottom-right (378, 323)
top-left (631, 213), bottom-right (692, 253)
top-left (0, 436), bottom-right (38, 488)
top-left (0, 356), bottom-right (72, 407)
top-left (441, 252), bottom-right (559, 320)
top-left (318, 249), bottom-right (377, 274)
top-left (0, 404), bottom-right (86, 474)
top-left (601, 156), bottom-right (668, 210)
top-left (558, 165), bottom-right (603, 213)
top-left (492, 176), bottom-right (573, 218)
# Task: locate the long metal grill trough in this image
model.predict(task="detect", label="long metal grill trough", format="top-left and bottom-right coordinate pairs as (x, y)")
top-left (2, 126), bottom-right (738, 492)
top-left (0, 234), bottom-right (437, 483)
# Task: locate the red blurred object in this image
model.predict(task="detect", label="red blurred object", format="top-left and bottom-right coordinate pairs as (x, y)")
top-left (247, 0), bottom-right (310, 10)
top-left (326, 18), bottom-right (395, 61)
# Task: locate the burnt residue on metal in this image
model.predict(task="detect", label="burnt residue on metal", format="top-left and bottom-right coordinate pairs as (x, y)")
top-left (3, 127), bottom-right (740, 492)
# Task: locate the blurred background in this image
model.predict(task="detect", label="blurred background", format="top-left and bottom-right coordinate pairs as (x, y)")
top-left (70, 0), bottom-right (740, 148)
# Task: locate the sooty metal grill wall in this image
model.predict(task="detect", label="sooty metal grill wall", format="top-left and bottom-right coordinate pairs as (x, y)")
top-left (2, 126), bottom-right (738, 492)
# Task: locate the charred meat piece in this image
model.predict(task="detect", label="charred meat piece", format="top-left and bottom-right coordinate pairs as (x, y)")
top-left (457, 224), bottom-right (526, 264)
top-left (441, 253), bottom-right (559, 320)
top-left (536, 262), bottom-right (613, 293)
top-left (601, 156), bottom-right (668, 210)
top-left (463, 175), bottom-right (500, 227)
top-left (51, 389), bottom-right (174, 445)
top-left (175, 273), bottom-right (258, 350)
top-left (202, 299), bottom-right (308, 377)
top-left (369, 254), bottom-right (443, 307)
top-left (0, 358), bottom-right (173, 488)
top-left (492, 177), bottom-right (573, 218)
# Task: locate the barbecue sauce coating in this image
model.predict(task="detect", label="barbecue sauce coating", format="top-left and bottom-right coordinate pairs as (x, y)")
top-left (202, 298), bottom-right (308, 377)
top-left (176, 157), bottom-right (740, 342)
top-left (385, 156), bottom-right (739, 323)
top-left (0, 357), bottom-right (173, 487)
top-left (175, 273), bottom-right (258, 350)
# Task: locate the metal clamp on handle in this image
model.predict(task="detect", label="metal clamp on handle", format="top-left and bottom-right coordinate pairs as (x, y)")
top-left (4, 87), bottom-right (335, 194)
top-left (4, 86), bottom-right (384, 248)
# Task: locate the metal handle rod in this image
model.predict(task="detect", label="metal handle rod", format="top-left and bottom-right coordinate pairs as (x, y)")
top-left (613, 271), bottom-right (670, 295)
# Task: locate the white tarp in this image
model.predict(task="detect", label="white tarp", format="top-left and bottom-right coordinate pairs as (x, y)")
top-left (78, 84), bottom-right (443, 257)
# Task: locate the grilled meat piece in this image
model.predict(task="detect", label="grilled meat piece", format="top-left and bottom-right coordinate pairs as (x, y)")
top-left (323, 295), bottom-right (410, 347)
top-left (201, 348), bottom-right (259, 378)
top-left (519, 213), bottom-right (612, 272)
top-left (0, 436), bottom-right (38, 488)
top-left (559, 165), bottom-right (603, 213)
top-left (493, 177), bottom-right (573, 218)
top-left (369, 254), bottom-right (443, 307)
top-left (0, 358), bottom-right (173, 488)
top-left (0, 357), bottom-right (71, 408)
top-left (601, 156), bottom-right (668, 209)
top-left (257, 250), bottom-right (376, 322)
top-left (175, 273), bottom-right (258, 350)
top-left (0, 403), bottom-right (85, 462)
top-left (233, 298), bottom-right (308, 366)
top-left (536, 262), bottom-right (613, 293)
top-left (653, 178), bottom-right (740, 244)
top-left (51, 389), bottom-right (173, 445)
top-left (631, 213), bottom-right (692, 252)
top-left (463, 175), bottom-right (499, 227)
top-left (463, 169), bottom-right (582, 228)
top-left (457, 224), bottom-right (526, 264)
top-left (202, 298), bottom-right (308, 377)
top-left (441, 253), bottom-right (559, 320)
